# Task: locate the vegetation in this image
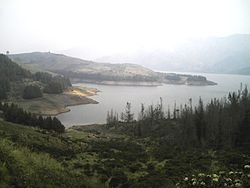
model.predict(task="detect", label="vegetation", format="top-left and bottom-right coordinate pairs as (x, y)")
top-left (35, 72), bottom-right (72, 94)
top-left (0, 120), bottom-right (84, 187)
top-left (0, 54), bottom-right (31, 100)
top-left (1, 116), bottom-right (249, 187)
top-left (44, 82), bottom-right (64, 94)
top-left (33, 71), bottom-right (53, 83)
top-left (106, 87), bottom-right (250, 149)
top-left (22, 85), bottom-right (43, 99)
top-left (177, 167), bottom-right (250, 188)
top-left (0, 103), bottom-right (65, 133)
top-left (10, 52), bottom-right (217, 86)
top-left (0, 54), bottom-right (72, 101)
top-left (0, 53), bottom-right (249, 187)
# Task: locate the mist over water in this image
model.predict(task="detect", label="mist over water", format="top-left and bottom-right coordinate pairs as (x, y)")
top-left (57, 72), bottom-right (250, 127)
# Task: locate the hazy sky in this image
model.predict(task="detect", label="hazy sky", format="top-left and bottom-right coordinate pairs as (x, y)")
top-left (0, 0), bottom-right (249, 57)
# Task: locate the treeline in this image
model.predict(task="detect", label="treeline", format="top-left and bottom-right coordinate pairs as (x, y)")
top-left (22, 74), bottom-right (71, 99)
top-left (106, 102), bottom-right (135, 127)
top-left (176, 87), bottom-right (250, 148)
top-left (55, 70), bottom-right (159, 82)
top-left (0, 54), bottom-right (31, 99)
top-left (34, 72), bottom-right (71, 94)
top-left (23, 72), bottom-right (72, 99)
top-left (22, 85), bottom-right (43, 99)
top-left (0, 103), bottom-right (65, 133)
top-left (0, 54), bottom-right (72, 100)
top-left (107, 88), bottom-right (250, 149)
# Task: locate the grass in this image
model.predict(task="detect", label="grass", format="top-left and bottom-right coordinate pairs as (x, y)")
top-left (0, 131), bottom-right (85, 187)
top-left (0, 119), bottom-right (249, 187)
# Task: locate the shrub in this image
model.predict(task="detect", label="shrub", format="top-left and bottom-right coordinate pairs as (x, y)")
top-left (22, 85), bottom-right (42, 99)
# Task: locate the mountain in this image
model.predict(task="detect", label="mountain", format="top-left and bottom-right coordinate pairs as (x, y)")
top-left (9, 52), bottom-right (216, 86)
top-left (9, 52), bottom-right (155, 77)
top-left (97, 34), bottom-right (250, 75)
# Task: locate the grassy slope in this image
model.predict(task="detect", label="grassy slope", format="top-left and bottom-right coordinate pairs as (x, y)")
top-left (0, 119), bottom-right (249, 187)
top-left (9, 52), bottom-right (217, 86)
top-left (0, 119), bottom-right (87, 187)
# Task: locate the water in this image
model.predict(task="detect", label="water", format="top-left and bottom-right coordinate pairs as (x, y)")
top-left (57, 73), bottom-right (250, 127)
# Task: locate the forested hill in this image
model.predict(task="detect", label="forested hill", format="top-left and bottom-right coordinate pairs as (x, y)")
top-left (9, 52), bottom-right (216, 86)
top-left (0, 54), bottom-right (71, 100)
top-left (0, 54), bottom-right (31, 79)
top-left (0, 54), bottom-right (31, 99)
top-left (9, 52), bottom-right (155, 79)
top-left (0, 54), bottom-right (68, 133)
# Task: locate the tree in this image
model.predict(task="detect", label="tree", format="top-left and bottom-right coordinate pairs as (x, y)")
top-left (0, 78), bottom-right (10, 100)
top-left (236, 108), bottom-right (250, 146)
top-left (23, 85), bottom-right (43, 99)
top-left (106, 109), bottom-right (119, 126)
top-left (44, 82), bottom-right (63, 94)
top-left (194, 98), bottom-right (206, 146)
top-left (52, 117), bottom-right (65, 133)
top-left (1, 103), bottom-right (65, 133)
top-left (123, 102), bottom-right (134, 123)
top-left (34, 72), bottom-right (53, 84)
top-left (138, 104), bottom-right (145, 121)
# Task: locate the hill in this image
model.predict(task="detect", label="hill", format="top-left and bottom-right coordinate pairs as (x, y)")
top-left (97, 34), bottom-right (250, 75)
top-left (0, 54), bottom-right (97, 115)
top-left (9, 52), bottom-right (156, 80)
top-left (9, 52), bottom-right (216, 86)
top-left (0, 105), bottom-right (249, 187)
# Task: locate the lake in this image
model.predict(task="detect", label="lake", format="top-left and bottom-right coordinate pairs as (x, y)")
top-left (57, 72), bottom-right (250, 127)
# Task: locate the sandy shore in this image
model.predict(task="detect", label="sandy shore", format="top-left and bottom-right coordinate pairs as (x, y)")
top-left (13, 86), bottom-right (99, 116)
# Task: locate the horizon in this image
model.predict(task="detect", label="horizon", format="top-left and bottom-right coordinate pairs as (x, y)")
top-left (1, 0), bottom-right (250, 60)
top-left (3, 33), bottom-right (250, 62)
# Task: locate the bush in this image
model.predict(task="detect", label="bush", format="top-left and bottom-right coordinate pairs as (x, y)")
top-left (44, 82), bottom-right (63, 94)
top-left (22, 85), bottom-right (42, 99)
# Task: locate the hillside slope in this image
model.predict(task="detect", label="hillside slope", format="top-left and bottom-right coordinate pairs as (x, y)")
top-left (0, 117), bottom-right (249, 187)
top-left (9, 52), bottom-right (155, 77)
top-left (0, 54), bottom-right (97, 115)
top-left (9, 52), bottom-right (216, 86)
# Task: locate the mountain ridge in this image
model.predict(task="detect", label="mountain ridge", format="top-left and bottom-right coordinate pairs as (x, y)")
top-left (9, 52), bottom-right (216, 86)
top-left (96, 34), bottom-right (250, 75)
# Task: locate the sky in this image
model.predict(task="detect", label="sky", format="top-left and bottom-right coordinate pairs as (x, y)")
top-left (0, 0), bottom-right (249, 58)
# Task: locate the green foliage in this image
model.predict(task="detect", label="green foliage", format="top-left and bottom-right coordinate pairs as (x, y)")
top-left (120, 87), bottom-right (250, 148)
top-left (0, 117), bottom-right (250, 187)
top-left (58, 70), bottom-right (158, 82)
top-left (0, 138), bottom-right (85, 187)
top-left (106, 109), bottom-right (119, 127)
top-left (124, 102), bottom-right (134, 123)
top-left (177, 169), bottom-right (250, 188)
top-left (0, 77), bottom-right (10, 100)
top-left (0, 54), bottom-right (72, 100)
top-left (0, 103), bottom-right (65, 133)
top-left (0, 54), bottom-right (31, 81)
top-left (22, 85), bottom-right (43, 99)
top-left (44, 82), bottom-right (63, 94)
top-left (0, 54), bottom-right (31, 100)
top-left (43, 75), bottom-right (71, 94)
top-left (33, 71), bottom-right (53, 84)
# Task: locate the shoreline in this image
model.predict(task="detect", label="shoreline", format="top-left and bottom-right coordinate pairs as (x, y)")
top-left (72, 79), bottom-right (217, 87)
top-left (41, 98), bottom-right (99, 116)
top-left (13, 86), bottom-right (99, 117)
top-left (71, 79), bottom-right (162, 87)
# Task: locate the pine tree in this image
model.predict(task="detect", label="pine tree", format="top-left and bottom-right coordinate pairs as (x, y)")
top-left (124, 102), bottom-right (134, 123)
